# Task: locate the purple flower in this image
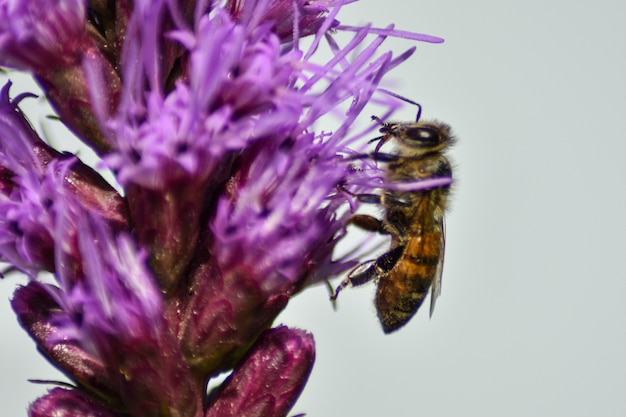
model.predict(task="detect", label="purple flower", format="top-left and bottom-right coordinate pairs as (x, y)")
top-left (0, 0), bottom-right (445, 416)
top-left (0, 0), bottom-right (88, 69)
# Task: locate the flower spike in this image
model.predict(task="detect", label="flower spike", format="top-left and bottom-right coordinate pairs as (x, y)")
top-left (0, 1), bottom-right (447, 416)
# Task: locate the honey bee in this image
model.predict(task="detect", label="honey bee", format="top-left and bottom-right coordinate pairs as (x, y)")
top-left (332, 101), bottom-right (454, 333)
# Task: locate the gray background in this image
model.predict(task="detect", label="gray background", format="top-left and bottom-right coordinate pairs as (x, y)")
top-left (2, 0), bottom-right (626, 416)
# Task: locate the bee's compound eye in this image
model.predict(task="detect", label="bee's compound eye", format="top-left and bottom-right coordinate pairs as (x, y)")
top-left (406, 126), bottom-right (440, 146)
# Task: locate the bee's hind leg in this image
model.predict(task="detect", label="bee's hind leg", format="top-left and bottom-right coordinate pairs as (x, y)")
top-left (330, 259), bottom-right (378, 301)
top-left (330, 245), bottom-right (405, 301)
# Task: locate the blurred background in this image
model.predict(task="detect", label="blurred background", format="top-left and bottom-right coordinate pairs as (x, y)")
top-left (2, 0), bottom-right (626, 416)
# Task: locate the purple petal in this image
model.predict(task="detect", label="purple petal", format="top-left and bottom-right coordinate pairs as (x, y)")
top-left (29, 387), bottom-right (122, 417)
top-left (205, 326), bottom-right (315, 417)
top-left (336, 24), bottom-right (445, 43)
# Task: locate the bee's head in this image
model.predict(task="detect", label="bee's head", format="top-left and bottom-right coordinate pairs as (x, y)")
top-left (388, 120), bottom-right (454, 156)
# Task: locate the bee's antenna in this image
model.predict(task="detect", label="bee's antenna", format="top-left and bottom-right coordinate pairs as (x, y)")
top-left (371, 115), bottom-right (385, 126)
top-left (378, 89), bottom-right (422, 122)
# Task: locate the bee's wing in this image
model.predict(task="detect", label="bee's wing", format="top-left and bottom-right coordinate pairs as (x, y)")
top-left (429, 214), bottom-right (445, 317)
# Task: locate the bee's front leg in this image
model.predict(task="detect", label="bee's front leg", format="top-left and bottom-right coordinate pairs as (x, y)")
top-left (348, 213), bottom-right (387, 234)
